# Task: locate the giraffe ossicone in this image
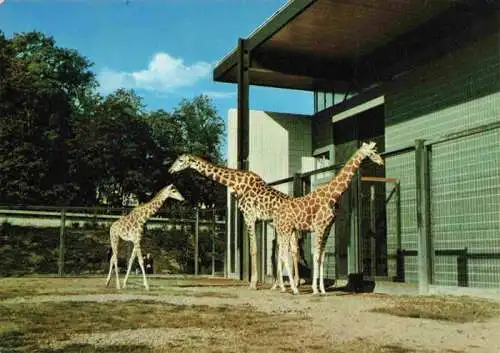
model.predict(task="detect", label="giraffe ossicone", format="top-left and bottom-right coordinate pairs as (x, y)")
top-left (273, 141), bottom-right (384, 295)
top-left (105, 184), bottom-right (185, 291)
top-left (169, 154), bottom-right (302, 290)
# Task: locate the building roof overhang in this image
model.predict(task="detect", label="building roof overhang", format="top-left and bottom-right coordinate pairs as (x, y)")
top-left (213, 0), bottom-right (499, 93)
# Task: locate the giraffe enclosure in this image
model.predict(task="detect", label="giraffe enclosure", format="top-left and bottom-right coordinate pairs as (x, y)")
top-left (1, 276), bottom-right (500, 353)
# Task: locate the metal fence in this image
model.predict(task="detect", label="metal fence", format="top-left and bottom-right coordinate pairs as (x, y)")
top-left (267, 120), bottom-right (500, 293)
top-left (0, 205), bottom-right (226, 277)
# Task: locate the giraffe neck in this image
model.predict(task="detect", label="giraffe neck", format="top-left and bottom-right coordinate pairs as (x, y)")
top-left (130, 189), bottom-right (169, 222)
top-left (326, 149), bottom-right (365, 200)
top-left (190, 158), bottom-right (253, 192)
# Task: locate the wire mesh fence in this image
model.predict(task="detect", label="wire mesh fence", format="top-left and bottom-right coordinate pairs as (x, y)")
top-left (0, 206), bottom-right (226, 277)
top-left (263, 121), bottom-right (499, 292)
top-left (428, 126), bottom-right (500, 288)
top-left (381, 122), bottom-right (500, 290)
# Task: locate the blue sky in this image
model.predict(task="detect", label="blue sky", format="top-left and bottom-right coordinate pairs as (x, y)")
top-left (0, 0), bottom-right (313, 157)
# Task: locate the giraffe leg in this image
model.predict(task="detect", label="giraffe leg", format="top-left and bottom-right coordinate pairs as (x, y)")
top-left (319, 247), bottom-right (327, 295)
top-left (291, 233), bottom-right (300, 288)
top-left (135, 246), bottom-right (149, 291)
top-left (277, 245), bottom-right (286, 292)
top-left (106, 253), bottom-right (120, 290)
top-left (245, 219), bottom-right (258, 290)
top-left (311, 237), bottom-right (321, 295)
top-left (283, 240), bottom-right (299, 295)
top-left (106, 232), bottom-right (120, 289)
top-left (122, 246), bottom-right (137, 289)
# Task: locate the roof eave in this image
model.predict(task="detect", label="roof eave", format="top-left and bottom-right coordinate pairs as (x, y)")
top-left (212, 0), bottom-right (316, 83)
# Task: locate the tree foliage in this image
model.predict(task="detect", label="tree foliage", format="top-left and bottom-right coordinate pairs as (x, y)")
top-left (0, 31), bottom-right (227, 209)
top-left (0, 31), bottom-right (97, 204)
top-left (148, 95), bottom-right (227, 209)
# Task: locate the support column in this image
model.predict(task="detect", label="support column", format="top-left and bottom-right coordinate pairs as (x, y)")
top-left (293, 173), bottom-right (311, 281)
top-left (237, 38), bottom-right (250, 281)
top-left (415, 139), bottom-right (432, 293)
top-left (348, 174), bottom-right (361, 274)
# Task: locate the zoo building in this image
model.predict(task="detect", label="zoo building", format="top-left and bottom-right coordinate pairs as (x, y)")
top-left (214, 0), bottom-right (500, 297)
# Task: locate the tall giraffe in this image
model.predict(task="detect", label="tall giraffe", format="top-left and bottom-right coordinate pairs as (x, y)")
top-left (105, 184), bottom-right (185, 290)
top-left (168, 154), bottom-right (300, 289)
top-left (274, 142), bottom-right (384, 295)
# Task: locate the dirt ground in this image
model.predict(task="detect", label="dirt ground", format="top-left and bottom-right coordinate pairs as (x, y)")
top-left (1, 276), bottom-right (500, 353)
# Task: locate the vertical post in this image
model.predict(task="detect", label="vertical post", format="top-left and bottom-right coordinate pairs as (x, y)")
top-left (292, 173), bottom-right (307, 281)
top-left (415, 139), bottom-right (432, 293)
top-left (394, 181), bottom-right (403, 281)
top-left (395, 182), bottom-right (402, 250)
top-left (348, 172), bottom-right (362, 275)
top-left (237, 37), bottom-right (250, 281)
top-left (457, 248), bottom-right (468, 287)
top-left (211, 207), bottom-right (216, 277)
top-left (370, 184), bottom-right (376, 277)
top-left (194, 207), bottom-right (199, 276)
top-left (58, 208), bottom-right (66, 276)
top-left (293, 173), bottom-right (304, 197)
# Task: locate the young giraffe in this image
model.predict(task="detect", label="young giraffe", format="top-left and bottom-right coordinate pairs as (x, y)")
top-left (105, 184), bottom-right (185, 290)
top-left (274, 142), bottom-right (384, 295)
top-left (168, 154), bottom-right (301, 289)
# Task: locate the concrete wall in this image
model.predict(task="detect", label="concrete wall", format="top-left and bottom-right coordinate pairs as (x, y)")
top-left (226, 109), bottom-right (312, 280)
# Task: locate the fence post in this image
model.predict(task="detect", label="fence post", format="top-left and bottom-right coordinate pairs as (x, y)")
top-left (415, 139), bottom-right (432, 294)
top-left (194, 207), bottom-right (199, 276)
top-left (58, 208), bottom-right (66, 276)
top-left (395, 182), bottom-right (402, 251)
top-left (211, 207), bottom-right (216, 277)
top-left (369, 184), bottom-right (376, 277)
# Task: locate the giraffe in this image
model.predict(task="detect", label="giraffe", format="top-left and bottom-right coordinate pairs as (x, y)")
top-left (105, 184), bottom-right (185, 290)
top-left (168, 154), bottom-right (301, 290)
top-left (274, 142), bottom-right (384, 295)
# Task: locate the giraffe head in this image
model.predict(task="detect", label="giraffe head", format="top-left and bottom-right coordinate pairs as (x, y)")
top-left (168, 154), bottom-right (197, 174)
top-left (162, 184), bottom-right (185, 202)
top-left (360, 142), bottom-right (384, 166)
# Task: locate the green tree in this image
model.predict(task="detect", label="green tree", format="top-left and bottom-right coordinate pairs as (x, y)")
top-left (148, 94), bottom-right (227, 209)
top-left (0, 31), bottom-right (97, 205)
top-left (70, 89), bottom-right (161, 206)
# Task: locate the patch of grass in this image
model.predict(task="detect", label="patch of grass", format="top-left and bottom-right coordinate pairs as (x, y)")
top-left (38, 343), bottom-right (153, 353)
top-left (370, 295), bottom-right (500, 323)
top-left (0, 276), bottom-right (244, 300)
top-left (0, 300), bottom-right (307, 352)
top-left (183, 291), bottom-right (237, 299)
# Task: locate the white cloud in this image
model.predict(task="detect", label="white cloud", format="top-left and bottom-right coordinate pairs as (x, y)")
top-left (202, 91), bottom-right (236, 99)
top-left (97, 52), bottom-right (212, 93)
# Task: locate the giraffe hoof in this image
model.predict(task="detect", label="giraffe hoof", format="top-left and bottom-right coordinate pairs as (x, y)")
top-left (280, 288), bottom-right (287, 293)
top-left (292, 290), bottom-right (300, 296)
top-left (249, 283), bottom-right (258, 290)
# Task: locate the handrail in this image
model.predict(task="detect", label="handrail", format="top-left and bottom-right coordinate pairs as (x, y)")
top-left (267, 143), bottom-right (415, 187)
top-left (425, 120), bottom-right (500, 147)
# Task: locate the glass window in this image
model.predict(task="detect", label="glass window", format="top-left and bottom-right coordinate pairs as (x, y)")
top-left (314, 90), bottom-right (335, 113)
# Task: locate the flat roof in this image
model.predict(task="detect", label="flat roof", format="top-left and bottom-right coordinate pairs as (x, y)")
top-left (214, 0), bottom-right (499, 92)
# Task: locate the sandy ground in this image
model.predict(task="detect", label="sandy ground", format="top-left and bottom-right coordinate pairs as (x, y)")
top-left (6, 279), bottom-right (500, 353)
